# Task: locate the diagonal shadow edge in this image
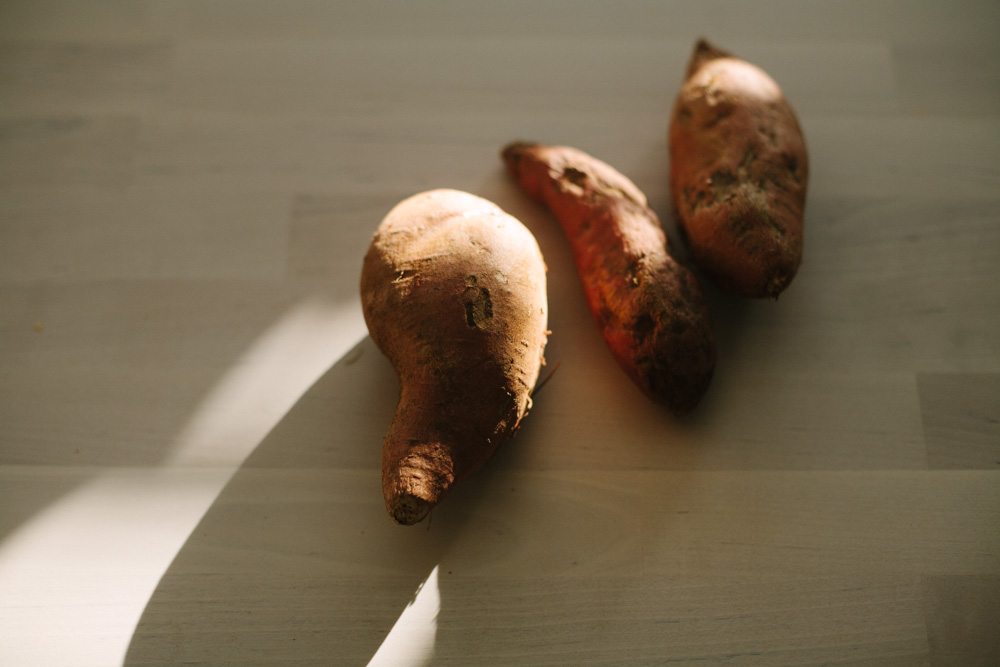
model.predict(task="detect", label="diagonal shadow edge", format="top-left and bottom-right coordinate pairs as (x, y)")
top-left (121, 296), bottom-right (484, 666)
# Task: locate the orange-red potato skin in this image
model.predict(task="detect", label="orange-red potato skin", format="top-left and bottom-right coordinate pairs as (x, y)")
top-left (360, 189), bottom-right (548, 525)
top-left (502, 142), bottom-right (715, 414)
top-left (669, 39), bottom-right (809, 299)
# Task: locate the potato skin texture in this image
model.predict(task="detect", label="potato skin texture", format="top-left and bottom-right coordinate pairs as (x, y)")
top-left (669, 39), bottom-right (809, 298)
top-left (360, 189), bottom-right (548, 525)
top-left (502, 142), bottom-right (715, 414)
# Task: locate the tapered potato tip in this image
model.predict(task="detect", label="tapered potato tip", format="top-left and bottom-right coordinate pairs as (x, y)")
top-left (686, 38), bottom-right (734, 78)
top-left (382, 443), bottom-right (456, 525)
top-left (501, 141), bottom-right (536, 177)
top-left (501, 142), bottom-right (541, 197)
top-left (502, 140), bottom-right (536, 158)
top-left (387, 493), bottom-right (433, 526)
top-left (384, 477), bottom-right (439, 526)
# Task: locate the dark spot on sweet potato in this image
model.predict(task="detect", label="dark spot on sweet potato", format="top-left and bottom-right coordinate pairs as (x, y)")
top-left (633, 313), bottom-right (656, 342)
top-left (710, 170), bottom-right (736, 187)
top-left (464, 286), bottom-right (493, 328)
top-left (710, 170), bottom-right (737, 202)
top-left (762, 167), bottom-right (790, 193)
top-left (730, 215), bottom-right (754, 245)
top-left (703, 105), bottom-right (732, 129)
top-left (562, 167), bottom-right (588, 187)
top-left (759, 124), bottom-right (778, 147)
top-left (762, 208), bottom-right (786, 240)
top-left (783, 153), bottom-right (800, 183)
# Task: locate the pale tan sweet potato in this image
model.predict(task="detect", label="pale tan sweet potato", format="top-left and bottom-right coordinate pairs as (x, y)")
top-left (360, 189), bottom-right (548, 525)
top-left (669, 38), bottom-right (809, 298)
top-left (502, 142), bottom-right (716, 414)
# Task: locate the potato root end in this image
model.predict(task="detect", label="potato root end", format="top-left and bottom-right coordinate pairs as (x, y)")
top-left (383, 441), bottom-right (455, 525)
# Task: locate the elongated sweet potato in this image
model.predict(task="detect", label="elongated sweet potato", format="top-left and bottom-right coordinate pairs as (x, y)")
top-left (502, 142), bottom-right (715, 414)
top-left (669, 39), bottom-right (809, 298)
top-left (360, 189), bottom-right (548, 525)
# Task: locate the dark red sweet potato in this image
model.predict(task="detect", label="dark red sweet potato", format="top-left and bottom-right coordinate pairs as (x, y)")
top-left (669, 39), bottom-right (809, 298)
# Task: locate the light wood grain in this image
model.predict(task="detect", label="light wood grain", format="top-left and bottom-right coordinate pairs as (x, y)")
top-left (919, 373), bottom-right (1000, 469)
top-left (923, 575), bottom-right (1000, 666)
top-left (0, 187), bottom-right (290, 281)
top-left (0, 115), bottom-right (138, 188)
top-left (0, 40), bottom-right (170, 114)
top-left (2, 1), bottom-right (999, 665)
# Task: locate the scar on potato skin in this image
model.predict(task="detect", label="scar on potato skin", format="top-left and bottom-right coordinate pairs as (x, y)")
top-left (463, 275), bottom-right (494, 329)
top-left (562, 166), bottom-right (588, 187)
top-left (703, 105), bottom-right (732, 129)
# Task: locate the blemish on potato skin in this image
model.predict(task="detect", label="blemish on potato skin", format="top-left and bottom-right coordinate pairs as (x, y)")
top-left (633, 313), bottom-right (655, 342)
top-left (463, 283), bottom-right (493, 328)
top-left (560, 166), bottom-right (589, 197)
top-left (394, 269), bottom-right (417, 282)
top-left (783, 152), bottom-right (801, 183)
top-left (562, 166), bottom-right (588, 186)
top-left (703, 105), bottom-right (732, 129)
top-left (730, 215), bottom-right (754, 244)
top-left (709, 170), bottom-right (737, 202)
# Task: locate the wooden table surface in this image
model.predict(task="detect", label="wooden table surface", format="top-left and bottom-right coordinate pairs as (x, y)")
top-left (2, 2), bottom-right (999, 665)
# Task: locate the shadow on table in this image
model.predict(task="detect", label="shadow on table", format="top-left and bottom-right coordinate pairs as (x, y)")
top-left (121, 334), bottom-right (544, 666)
top-left (120, 336), bottom-right (726, 667)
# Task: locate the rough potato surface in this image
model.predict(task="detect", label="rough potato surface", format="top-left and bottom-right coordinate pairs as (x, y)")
top-left (360, 189), bottom-right (548, 525)
top-left (503, 142), bottom-right (715, 414)
top-left (669, 39), bottom-right (809, 298)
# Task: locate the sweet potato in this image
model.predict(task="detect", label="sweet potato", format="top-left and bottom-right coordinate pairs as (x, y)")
top-left (360, 189), bottom-right (548, 525)
top-left (502, 142), bottom-right (715, 414)
top-left (669, 39), bottom-right (809, 298)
